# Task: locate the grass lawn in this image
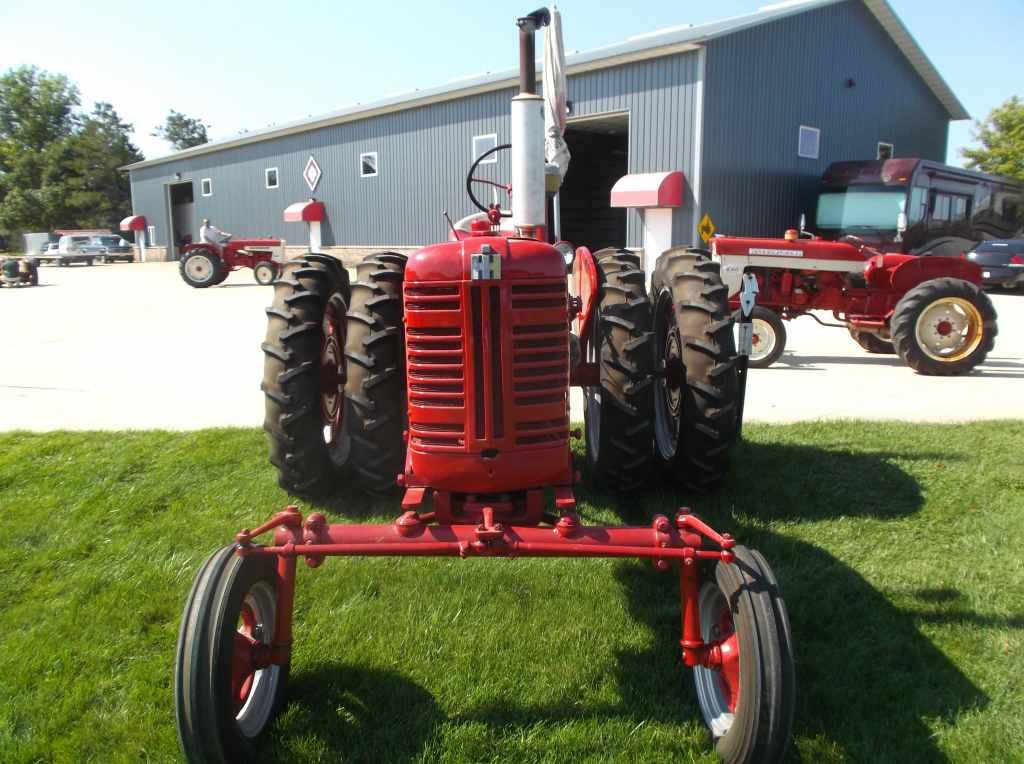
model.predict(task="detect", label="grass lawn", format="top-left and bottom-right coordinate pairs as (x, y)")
top-left (0, 422), bottom-right (1022, 763)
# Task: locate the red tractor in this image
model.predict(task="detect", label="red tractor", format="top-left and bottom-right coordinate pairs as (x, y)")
top-left (179, 238), bottom-right (285, 288)
top-left (173, 10), bottom-right (794, 763)
top-left (711, 231), bottom-right (998, 375)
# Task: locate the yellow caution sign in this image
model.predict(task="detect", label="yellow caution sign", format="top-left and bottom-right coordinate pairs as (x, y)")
top-left (698, 213), bottom-right (716, 243)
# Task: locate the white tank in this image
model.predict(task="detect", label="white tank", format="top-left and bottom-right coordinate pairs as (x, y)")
top-left (510, 93), bottom-right (546, 230)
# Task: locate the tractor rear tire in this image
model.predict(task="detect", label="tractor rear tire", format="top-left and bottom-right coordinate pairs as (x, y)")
top-left (262, 252), bottom-right (407, 500)
top-left (651, 248), bottom-right (739, 490)
top-left (175, 545), bottom-right (289, 762)
top-left (180, 250), bottom-right (225, 288)
top-left (848, 328), bottom-right (894, 354)
top-left (583, 248), bottom-right (654, 492)
top-left (891, 277), bottom-right (996, 376)
top-left (747, 306), bottom-right (786, 369)
top-left (693, 545), bottom-right (795, 764)
top-left (341, 252), bottom-right (409, 494)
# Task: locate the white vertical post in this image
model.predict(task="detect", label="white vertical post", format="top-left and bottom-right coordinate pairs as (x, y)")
top-left (642, 207), bottom-right (674, 284)
top-left (138, 228), bottom-right (147, 263)
top-left (309, 221), bottom-right (322, 253)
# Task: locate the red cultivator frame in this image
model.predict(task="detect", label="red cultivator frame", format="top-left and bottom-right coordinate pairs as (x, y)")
top-left (175, 9), bottom-right (794, 764)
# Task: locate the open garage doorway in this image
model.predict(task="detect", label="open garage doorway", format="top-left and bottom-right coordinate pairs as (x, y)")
top-left (167, 181), bottom-right (195, 260)
top-left (557, 112), bottom-right (629, 251)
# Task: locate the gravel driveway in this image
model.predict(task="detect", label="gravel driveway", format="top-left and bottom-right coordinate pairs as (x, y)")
top-left (2, 261), bottom-right (1022, 431)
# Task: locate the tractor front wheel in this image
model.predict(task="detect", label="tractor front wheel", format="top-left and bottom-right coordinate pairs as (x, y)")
top-left (253, 262), bottom-right (277, 286)
top-left (651, 248), bottom-right (740, 489)
top-left (583, 249), bottom-right (654, 491)
top-left (746, 306), bottom-right (786, 369)
top-left (890, 277), bottom-right (996, 375)
top-left (848, 327), bottom-right (894, 354)
top-left (693, 546), bottom-right (795, 764)
top-left (180, 250), bottom-right (225, 288)
top-left (175, 546), bottom-right (289, 763)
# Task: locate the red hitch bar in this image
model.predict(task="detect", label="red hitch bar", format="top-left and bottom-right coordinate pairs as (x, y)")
top-left (233, 505), bottom-right (737, 670)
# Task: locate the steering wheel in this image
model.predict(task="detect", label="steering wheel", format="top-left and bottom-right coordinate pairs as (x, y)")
top-left (466, 143), bottom-right (513, 217)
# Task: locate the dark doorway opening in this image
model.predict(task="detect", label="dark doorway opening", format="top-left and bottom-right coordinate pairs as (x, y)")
top-left (168, 181), bottom-right (195, 260)
top-left (558, 113), bottom-right (629, 250)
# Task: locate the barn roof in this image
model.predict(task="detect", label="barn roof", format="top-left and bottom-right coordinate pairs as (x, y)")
top-left (125, 0), bottom-right (968, 171)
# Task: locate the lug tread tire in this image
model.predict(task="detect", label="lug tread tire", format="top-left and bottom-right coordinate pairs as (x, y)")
top-left (179, 250), bottom-right (225, 288)
top-left (890, 277), bottom-right (997, 376)
top-left (585, 248), bottom-right (654, 491)
top-left (263, 256), bottom-right (351, 498)
top-left (342, 252), bottom-right (408, 495)
top-left (651, 248), bottom-right (739, 489)
top-left (705, 545), bottom-right (795, 764)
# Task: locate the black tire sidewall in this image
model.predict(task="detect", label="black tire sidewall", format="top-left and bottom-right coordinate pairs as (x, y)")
top-left (209, 552), bottom-right (288, 760)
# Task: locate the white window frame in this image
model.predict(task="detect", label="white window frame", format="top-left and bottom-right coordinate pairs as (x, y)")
top-left (798, 125), bottom-right (821, 160)
top-left (265, 167), bottom-right (279, 189)
top-left (360, 151), bottom-right (379, 178)
top-left (147, 225), bottom-right (156, 245)
top-left (200, 178), bottom-right (213, 197)
top-left (877, 142), bottom-right (894, 160)
top-left (472, 133), bottom-right (498, 165)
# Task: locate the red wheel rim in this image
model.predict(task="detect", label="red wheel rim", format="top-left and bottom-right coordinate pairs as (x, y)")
top-left (714, 609), bottom-right (741, 713)
top-left (231, 603), bottom-right (261, 715)
top-left (320, 299), bottom-right (346, 444)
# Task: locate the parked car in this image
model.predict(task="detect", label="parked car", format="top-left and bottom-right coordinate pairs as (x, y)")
top-left (35, 238), bottom-right (94, 266)
top-left (967, 239), bottom-right (1024, 290)
top-left (81, 235), bottom-right (134, 263)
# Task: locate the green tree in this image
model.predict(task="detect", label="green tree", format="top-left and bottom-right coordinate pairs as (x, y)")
top-left (65, 102), bottom-right (143, 228)
top-left (962, 96), bottom-right (1024, 183)
top-left (153, 109), bottom-right (208, 150)
top-left (0, 66), bottom-right (80, 233)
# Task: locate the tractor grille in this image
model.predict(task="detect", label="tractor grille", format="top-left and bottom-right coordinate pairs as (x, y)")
top-left (404, 278), bottom-right (568, 453)
top-left (406, 285), bottom-right (465, 451)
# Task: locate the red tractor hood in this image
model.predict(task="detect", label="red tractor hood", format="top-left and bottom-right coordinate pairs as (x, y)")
top-left (406, 236), bottom-right (564, 282)
top-left (712, 236), bottom-right (868, 263)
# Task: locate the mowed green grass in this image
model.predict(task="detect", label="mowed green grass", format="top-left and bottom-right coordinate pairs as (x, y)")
top-left (0, 423), bottom-right (1022, 763)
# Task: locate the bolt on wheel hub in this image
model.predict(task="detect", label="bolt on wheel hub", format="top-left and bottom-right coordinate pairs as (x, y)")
top-left (914, 297), bottom-right (983, 362)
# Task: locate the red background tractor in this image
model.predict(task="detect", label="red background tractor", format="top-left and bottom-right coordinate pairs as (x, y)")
top-left (179, 238), bottom-right (284, 288)
top-left (712, 233), bottom-right (998, 375)
top-left (173, 10), bottom-right (794, 764)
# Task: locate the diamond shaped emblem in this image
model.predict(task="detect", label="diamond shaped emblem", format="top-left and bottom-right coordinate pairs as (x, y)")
top-left (303, 156), bottom-right (322, 192)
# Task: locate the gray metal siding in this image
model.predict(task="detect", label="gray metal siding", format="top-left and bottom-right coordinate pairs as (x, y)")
top-left (129, 52), bottom-right (703, 251)
top-left (700, 0), bottom-right (950, 237)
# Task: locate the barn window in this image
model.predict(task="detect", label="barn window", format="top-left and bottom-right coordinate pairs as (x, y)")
top-left (265, 167), bottom-right (279, 189)
top-left (201, 178), bottom-right (213, 196)
top-left (798, 126), bottom-right (820, 159)
top-left (473, 133), bottom-right (498, 164)
top-left (360, 152), bottom-right (378, 178)
top-left (877, 142), bottom-right (894, 160)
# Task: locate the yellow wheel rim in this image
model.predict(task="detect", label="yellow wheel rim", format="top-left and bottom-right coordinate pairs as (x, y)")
top-left (913, 297), bottom-right (984, 363)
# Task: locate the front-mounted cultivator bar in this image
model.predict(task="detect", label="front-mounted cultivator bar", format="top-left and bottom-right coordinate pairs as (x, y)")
top-left (176, 503), bottom-right (793, 764)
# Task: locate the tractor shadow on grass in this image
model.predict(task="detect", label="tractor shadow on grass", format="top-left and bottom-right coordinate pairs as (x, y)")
top-left (265, 664), bottom-right (441, 762)
top-left (600, 440), bottom-right (989, 762)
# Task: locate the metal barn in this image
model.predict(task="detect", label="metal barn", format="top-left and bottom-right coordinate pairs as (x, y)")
top-left (124, 0), bottom-right (966, 262)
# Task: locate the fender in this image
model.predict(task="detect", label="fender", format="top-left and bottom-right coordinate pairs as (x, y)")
top-left (572, 245), bottom-right (597, 343)
top-left (865, 253), bottom-right (982, 292)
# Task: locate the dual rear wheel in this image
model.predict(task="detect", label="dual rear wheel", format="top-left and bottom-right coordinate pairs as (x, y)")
top-left (585, 247), bottom-right (741, 490)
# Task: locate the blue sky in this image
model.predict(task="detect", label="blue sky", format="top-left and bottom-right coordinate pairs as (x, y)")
top-left (1, 0), bottom-right (1019, 165)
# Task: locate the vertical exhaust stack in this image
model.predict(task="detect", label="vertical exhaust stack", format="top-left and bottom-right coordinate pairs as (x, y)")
top-left (511, 9), bottom-right (551, 236)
